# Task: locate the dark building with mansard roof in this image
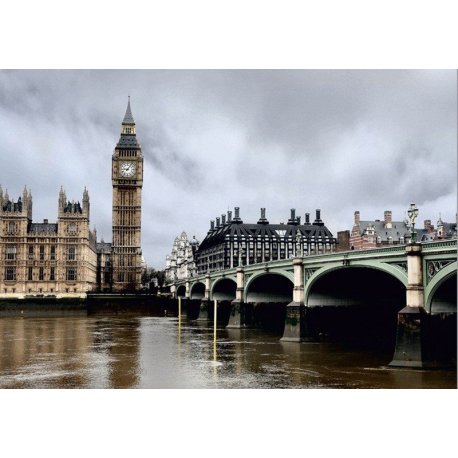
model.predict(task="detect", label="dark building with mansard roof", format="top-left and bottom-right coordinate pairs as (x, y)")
top-left (196, 207), bottom-right (336, 274)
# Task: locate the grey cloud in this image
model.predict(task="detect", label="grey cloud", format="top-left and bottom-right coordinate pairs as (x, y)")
top-left (0, 70), bottom-right (455, 268)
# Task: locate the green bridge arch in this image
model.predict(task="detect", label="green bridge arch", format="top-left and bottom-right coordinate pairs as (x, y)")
top-left (424, 261), bottom-right (457, 312)
top-left (304, 261), bottom-right (408, 305)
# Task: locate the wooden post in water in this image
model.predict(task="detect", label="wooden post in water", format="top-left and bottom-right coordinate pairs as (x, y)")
top-left (178, 296), bottom-right (182, 330)
top-left (213, 299), bottom-right (217, 360)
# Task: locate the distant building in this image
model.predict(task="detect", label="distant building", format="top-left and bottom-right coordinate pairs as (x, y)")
top-left (96, 240), bottom-right (112, 292)
top-left (349, 210), bottom-right (457, 250)
top-left (0, 186), bottom-right (97, 298)
top-left (165, 232), bottom-right (199, 282)
top-left (336, 230), bottom-right (350, 252)
top-left (195, 207), bottom-right (336, 275)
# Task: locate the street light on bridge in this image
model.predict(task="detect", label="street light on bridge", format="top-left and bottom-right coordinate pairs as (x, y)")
top-left (407, 202), bottom-right (419, 243)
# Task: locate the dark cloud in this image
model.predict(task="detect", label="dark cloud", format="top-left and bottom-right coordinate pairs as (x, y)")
top-left (0, 70), bottom-right (456, 268)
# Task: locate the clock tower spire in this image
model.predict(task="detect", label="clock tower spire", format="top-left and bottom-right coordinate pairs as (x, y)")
top-left (111, 97), bottom-right (144, 292)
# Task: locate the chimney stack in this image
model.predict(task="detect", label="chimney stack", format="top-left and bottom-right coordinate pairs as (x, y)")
top-left (288, 208), bottom-right (298, 225)
top-left (210, 220), bottom-right (215, 231)
top-left (257, 207), bottom-right (269, 224)
top-left (221, 214), bottom-right (226, 225)
top-left (424, 219), bottom-right (433, 233)
top-left (354, 211), bottom-right (360, 225)
top-left (305, 213), bottom-right (310, 225)
top-left (227, 210), bottom-right (232, 223)
top-left (233, 207), bottom-right (243, 223)
top-left (216, 217), bottom-right (221, 227)
top-left (384, 211), bottom-right (392, 228)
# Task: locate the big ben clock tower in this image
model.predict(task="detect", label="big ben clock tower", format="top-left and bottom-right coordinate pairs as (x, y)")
top-left (112, 97), bottom-right (143, 291)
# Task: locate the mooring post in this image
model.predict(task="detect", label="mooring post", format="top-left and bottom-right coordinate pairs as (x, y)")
top-left (227, 267), bottom-right (245, 328)
top-left (281, 257), bottom-right (306, 342)
top-left (213, 299), bottom-right (218, 362)
top-left (390, 243), bottom-right (432, 367)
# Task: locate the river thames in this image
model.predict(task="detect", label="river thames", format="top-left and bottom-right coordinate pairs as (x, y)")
top-left (0, 315), bottom-right (455, 388)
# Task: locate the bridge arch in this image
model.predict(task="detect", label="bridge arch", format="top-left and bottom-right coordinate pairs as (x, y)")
top-left (304, 264), bottom-right (406, 347)
top-left (244, 271), bottom-right (293, 333)
top-left (425, 262), bottom-right (457, 313)
top-left (211, 277), bottom-right (237, 301)
top-left (176, 284), bottom-right (186, 298)
top-left (244, 270), bottom-right (294, 303)
top-left (190, 282), bottom-right (205, 300)
top-left (304, 261), bottom-right (408, 301)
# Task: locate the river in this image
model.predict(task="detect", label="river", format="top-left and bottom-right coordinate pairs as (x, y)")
top-left (0, 315), bottom-right (455, 388)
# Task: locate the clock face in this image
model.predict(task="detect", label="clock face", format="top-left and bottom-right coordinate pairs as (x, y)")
top-left (120, 161), bottom-right (136, 177)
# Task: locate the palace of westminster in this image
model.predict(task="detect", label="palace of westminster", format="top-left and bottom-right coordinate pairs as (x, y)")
top-left (0, 99), bottom-right (144, 298)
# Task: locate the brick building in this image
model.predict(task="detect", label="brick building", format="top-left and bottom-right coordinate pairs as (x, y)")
top-left (349, 210), bottom-right (457, 250)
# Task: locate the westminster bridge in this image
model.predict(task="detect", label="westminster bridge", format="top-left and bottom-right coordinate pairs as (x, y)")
top-left (169, 240), bottom-right (457, 368)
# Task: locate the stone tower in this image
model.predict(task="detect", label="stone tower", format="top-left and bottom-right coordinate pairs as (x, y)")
top-left (111, 97), bottom-right (144, 291)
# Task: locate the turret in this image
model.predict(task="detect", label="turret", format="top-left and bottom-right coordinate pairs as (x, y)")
top-left (58, 186), bottom-right (67, 216)
top-left (83, 187), bottom-right (90, 220)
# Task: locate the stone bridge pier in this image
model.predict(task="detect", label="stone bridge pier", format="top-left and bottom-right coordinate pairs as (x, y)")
top-left (227, 267), bottom-right (245, 328)
top-left (281, 258), bottom-right (306, 342)
top-left (390, 244), bottom-right (430, 368)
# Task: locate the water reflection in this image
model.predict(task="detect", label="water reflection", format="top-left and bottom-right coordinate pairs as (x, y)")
top-left (0, 316), bottom-right (456, 388)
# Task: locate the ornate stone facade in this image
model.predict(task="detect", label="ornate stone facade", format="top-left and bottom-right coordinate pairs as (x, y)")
top-left (165, 232), bottom-right (199, 282)
top-left (0, 186), bottom-right (97, 298)
top-left (111, 98), bottom-right (144, 291)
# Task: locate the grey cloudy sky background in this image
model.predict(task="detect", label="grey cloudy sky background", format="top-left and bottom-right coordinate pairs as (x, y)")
top-left (0, 70), bottom-right (456, 268)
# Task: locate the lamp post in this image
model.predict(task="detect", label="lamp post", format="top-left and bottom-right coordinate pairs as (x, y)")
top-left (407, 202), bottom-right (419, 244)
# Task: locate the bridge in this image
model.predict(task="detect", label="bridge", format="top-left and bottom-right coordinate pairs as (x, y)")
top-left (169, 240), bottom-right (457, 368)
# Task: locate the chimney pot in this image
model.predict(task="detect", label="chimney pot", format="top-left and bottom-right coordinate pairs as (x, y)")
top-left (216, 217), bottom-right (221, 227)
top-left (305, 213), bottom-right (310, 224)
top-left (221, 214), bottom-right (226, 225)
top-left (227, 211), bottom-right (232, 222)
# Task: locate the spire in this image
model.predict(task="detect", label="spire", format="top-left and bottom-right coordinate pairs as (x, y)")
top-left (122, 96), bottom-right (135, 124)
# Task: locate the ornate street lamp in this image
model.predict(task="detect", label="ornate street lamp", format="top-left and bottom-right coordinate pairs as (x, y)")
top-left (407, 202), bottom-right (419, 243)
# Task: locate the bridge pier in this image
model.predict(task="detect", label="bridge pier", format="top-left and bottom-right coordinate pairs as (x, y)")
top-left (197, 274), bottom-right (212, 321)
top-left (227, 267), bottom-right (245, 328)
top-left (390, 244), bottom-right (434, 368)
top-left (281, 258), bottom-right (306, 342)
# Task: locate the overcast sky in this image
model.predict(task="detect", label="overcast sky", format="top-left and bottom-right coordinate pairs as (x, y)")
top-left (0, 70), bottom-right (456, 268)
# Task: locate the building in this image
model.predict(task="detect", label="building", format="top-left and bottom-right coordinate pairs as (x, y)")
top-left (195, 207), bottom-right (336, 275)
top-left (0, 186), bottom-right (97, 298)
top-left (349, 210), bottom-right (457, 250)
top-left (96, 239), bottom-right (112, 292)
top-left (165, 232), bottom-right (199, 282)
top-left (111, 97), bottom-right (144, 291)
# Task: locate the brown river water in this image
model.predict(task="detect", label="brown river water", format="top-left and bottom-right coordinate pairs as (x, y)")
top-left (0, 315), bottom-right (456, 388)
